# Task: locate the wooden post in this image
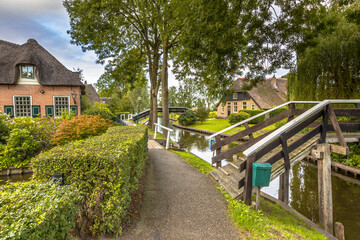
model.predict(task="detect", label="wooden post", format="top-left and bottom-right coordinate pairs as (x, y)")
top-left (279, 134), bottom-right (290, 204)
top-left (287, 103), bottom-right (296, 122)
top-left (215, 135), bottom-right (222, 168)
top-left (320, 106), bottom-right (329, 143)
top-left (154, 124), bottom-right (158, 139)
top-left (356, 103), bottom-right (360, 121)
top-left (243, 154), bottom-right (256, 205)
top-left (334, 222), bottom-right (345, 240)
top-left (317, 144), bottom-right (333, 234)
top-left (255, 186), bottom-right (260, 210)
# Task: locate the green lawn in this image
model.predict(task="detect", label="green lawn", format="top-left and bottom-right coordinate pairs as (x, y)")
top-left (180, 118), bottom-right (277, 136)
top-left (171, 149), bottom-right (326, 240)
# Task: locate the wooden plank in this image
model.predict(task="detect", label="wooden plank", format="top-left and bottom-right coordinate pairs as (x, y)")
top-left (328, 121), bottom-right (360, 132)
top-left (317, 144), bottom-right (334, 234)
top-left (328, 104), bottom-right (348, 149)
top-left (320, 106), bottom-right (329, 143)
top-left (286, 110), bottom-right (323, 139)
top-left (243, 154), bottom-right (256, 205)
top-left (357, 103), bottom-right (360, 121)
top-left (212, 129), bottom-right (275, 164)
top-left (279, 134), bottom-right (290, 204)
top-left (334, 108), bottom-right (360, 117)
top-left (212, 110), bottom-right (291, 150)
top-left (244, 122), bottom-right (254, 139)
top-left (330, 144), bottom-right (350, 155)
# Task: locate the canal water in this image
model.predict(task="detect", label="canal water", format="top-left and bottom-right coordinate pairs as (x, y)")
top-left (156, 119), bottom-right (360, 240)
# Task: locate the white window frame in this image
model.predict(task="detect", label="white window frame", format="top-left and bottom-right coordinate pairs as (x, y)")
top-left (234, 102), bottom-right (238, 112)
top-left (221, 104), bottom-right (225, 114)
top-left (243, 101), bottom-right (247, 110)
top-left (233, 92), bottom-right (237, 99)
top-left (53, 96), bottom-right (70, 117)
top-left (20, 65), bottom-right (35, 79)
top-left (13, 95), bottom-right (32, 117)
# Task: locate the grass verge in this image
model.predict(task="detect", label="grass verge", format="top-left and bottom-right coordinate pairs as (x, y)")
top-left (171, 149), bottom-right (326, 240)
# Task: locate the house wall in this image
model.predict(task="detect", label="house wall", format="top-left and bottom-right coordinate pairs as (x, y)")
top-left (0, 84), bottom-right (81, 117)
top-left (217, 98), bottom-right (259, 118)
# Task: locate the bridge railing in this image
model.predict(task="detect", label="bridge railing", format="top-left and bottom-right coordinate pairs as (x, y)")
top-left (209, 99), bottom-right (360, 205)
top-left (154, 123), bottom-right (174, 149)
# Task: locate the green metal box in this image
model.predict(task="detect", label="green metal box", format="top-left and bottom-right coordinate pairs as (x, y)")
top-left (252, 163), bottom-right (272, 187)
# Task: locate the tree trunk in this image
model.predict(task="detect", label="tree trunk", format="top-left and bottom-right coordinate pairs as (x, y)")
top-left (161, 41), bottom-right (169, 137)
top-left (148, 52), bottom-right (160, 130)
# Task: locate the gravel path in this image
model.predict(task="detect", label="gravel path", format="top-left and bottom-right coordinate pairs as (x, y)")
top-left (119, 149), bottom-right (239, 240)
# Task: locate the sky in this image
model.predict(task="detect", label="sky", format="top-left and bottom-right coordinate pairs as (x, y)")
top-left (0, 0), bottom-right (287, 88)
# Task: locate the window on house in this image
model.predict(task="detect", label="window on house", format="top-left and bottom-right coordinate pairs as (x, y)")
top-left (233, 93), bottom-right (237, 99)
top-left (54, 97), bottom-right (69, 116)
top-left (21, 65), bottom-right (34, 79)
top-left (221, 104), bottom-right (225, 113)
top-left (243, 102), bottom-right (247, 110)
top-left (14, 96), bottom-right (31, 117)
top-left (234, 102), bottom-right (238, 112)
top-left (251, 104), bottom-right (255, 109)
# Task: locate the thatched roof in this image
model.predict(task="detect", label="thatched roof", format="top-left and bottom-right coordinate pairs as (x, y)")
top-left (0, 39), bottom-right (83, 86)
top-left (232, 77), bottom-right (287, 109)
top-left (85, 84), bottom-right (101, 104)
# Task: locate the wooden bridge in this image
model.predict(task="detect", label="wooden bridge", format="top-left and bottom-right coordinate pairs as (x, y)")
top-left (131, 107), bottom-right (188, 121)
top-left (208, 100), bottom-right (360, 205)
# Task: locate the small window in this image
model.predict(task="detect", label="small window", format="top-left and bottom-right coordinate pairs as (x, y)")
top-left (234, 102), bottom-right (238, 112)
top-left (243, 102), bottom-right (247, 110)
top-left (14, 96), bottom-right (31, 117)
top-left (251, 104), bottom-right (255, 110)
top-left (233, 93), bottom-right (237, 99)
top-left (221, 104), bottom-right (225, 114)
top-left (21, 65), bottom-right (34, 79)
top-left (54, 97), bottom-right (69, 116)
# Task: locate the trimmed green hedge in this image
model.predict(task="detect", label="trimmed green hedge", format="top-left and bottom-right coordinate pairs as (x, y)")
top-left (0, 181), bottom-right (80, 240)
top-left (229, 112), bottom-right (251, 125)
top-left (240, 110), bottom-right (265, 124)
top-left (32, 126), bottom-right (148, 237)
top-left (269, 107), bottom-right (287, 118)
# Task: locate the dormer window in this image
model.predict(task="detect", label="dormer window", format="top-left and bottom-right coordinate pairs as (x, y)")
top-left (21, 65), bottom-right (34, 79)
top-left (233, 93), bottom-right (238, 99)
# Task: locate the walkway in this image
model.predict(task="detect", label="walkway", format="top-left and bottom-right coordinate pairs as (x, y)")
top-left (119, 149), bottom-right (239, 240)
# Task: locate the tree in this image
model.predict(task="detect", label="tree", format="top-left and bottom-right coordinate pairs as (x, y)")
top-left (287, 1), bottom-right (360, 100)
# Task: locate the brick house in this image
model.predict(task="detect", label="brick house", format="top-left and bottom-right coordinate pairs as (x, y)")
top-left (217, 77), bottom-right (287, 118)
top-left (0, 39), bottom-right (83, 118)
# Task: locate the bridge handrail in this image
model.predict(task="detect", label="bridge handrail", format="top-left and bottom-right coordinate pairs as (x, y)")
top-left (206, 101), bottom-right (321, 139)
top-left (243, 99), bottom-right (360, 157)
top-left (154, 123), bottom-right (174, 149)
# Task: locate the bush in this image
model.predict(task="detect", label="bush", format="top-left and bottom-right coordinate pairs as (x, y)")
top-left (229, 112), bottom-right (251, 125)
top-left (178, 110), bottom-right (197, 126)
top-left (196, 107), bottom-right (209, 123)
top-left (84, 102), bottom-right (114, 121)
top-left (209, 111), bottom-right (217, 118)
top-left (33, 126), bottom-right (148, 237)
top-left (274, 119), bottom-right (287, 128)
top-left (51, 115), bottom-right (113, 145)
top-left (169, 113), bottom-right (180, 120)
top-left (269, 107), bottom-right (287, 118)
top-left (241, 109), bottom-right (265, 124)
top-left (0, 180), bottom-right (80, 240)
top-left (0, 117), bottom-right (55, 170)
top-left (0, 112), bottom-right (10, 144)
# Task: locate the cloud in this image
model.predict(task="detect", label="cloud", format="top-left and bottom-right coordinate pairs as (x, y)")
top-left (0, 0), bottom-right (65, 18)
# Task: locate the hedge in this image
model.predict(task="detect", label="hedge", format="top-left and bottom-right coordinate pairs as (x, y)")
top-left (0, 181), bottom-right (80, 240)
top-left (32, 126), bottom-right (148, 237)
top-left (240, 110), bottom-right (265, 124)
top-left (269, 107), bottom-right (287, 118)
top-left (229, 112), bottom-right (251, 125)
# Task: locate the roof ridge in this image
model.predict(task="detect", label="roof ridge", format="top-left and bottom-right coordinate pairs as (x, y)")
top-left (0, 39), bottom-right (20, 47)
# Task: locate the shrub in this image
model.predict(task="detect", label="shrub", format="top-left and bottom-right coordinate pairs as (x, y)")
top-left (178, 110), bottom-right (197, 126)
top-left (51, 115), bottom-right (113, 145)
top-left (274, 119), bottom-right (287, 128)
top-left (269, 107), bottom-right (287, 118)
top-left (209, 111), bottom-right (217, 118)
top-left (0, 180), bottom-right (80, 240)
top-left (196, 107), bottom-right (209, 123)
top-left (0, 112), bottom-right (10, 144)
top-left (229, 112), bottom-right (251, 125)
top-left (33, 126), bottom-right (148, 237)
top-left (241, 109), bottom-right (265, 124)
top-left (84, 102), bottom-right (114, 120)
top-left (169, 113), bottom-right (180, 120)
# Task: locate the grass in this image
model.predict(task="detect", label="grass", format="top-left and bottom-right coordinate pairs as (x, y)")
top-left (177, 118), bottom-right (278, 136)
top-left (171, 149), bottom-right (327, 240)
top-left (170, 150), bottom-right (215, 174)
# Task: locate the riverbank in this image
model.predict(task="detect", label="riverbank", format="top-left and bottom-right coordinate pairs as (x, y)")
top-left (171, 149), bottom-right (328, 239)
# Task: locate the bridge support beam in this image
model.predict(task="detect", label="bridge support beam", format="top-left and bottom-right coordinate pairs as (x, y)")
top-left (316, 144), bottom-right (333, 235)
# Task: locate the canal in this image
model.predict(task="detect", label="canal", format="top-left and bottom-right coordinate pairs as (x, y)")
top-left (157, 119), bottom-right (360, 240)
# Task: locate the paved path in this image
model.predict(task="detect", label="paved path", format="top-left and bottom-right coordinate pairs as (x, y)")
top-left (119, 149), bottom-right (239, 240)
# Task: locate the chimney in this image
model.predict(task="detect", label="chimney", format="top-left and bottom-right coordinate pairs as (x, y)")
top-left (271, 75), bottom-right (277, 88)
